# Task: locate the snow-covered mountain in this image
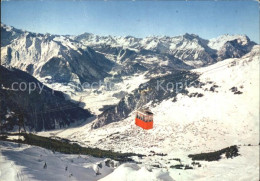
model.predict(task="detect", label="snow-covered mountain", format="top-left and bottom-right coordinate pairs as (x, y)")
top-left (74, 32), bottom-right (256, 67)
top-left (0, 24), bottom-right (192, 84)
top-left (1, 24), bottom-right (256, 86)
top-left (1, 24), bottom-right (114, 84)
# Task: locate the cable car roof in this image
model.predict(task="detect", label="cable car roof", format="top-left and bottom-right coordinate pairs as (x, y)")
top-left (137, 108), bottom-right (153, 115)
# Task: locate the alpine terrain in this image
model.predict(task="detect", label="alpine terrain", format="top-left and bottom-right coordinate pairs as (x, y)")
top-left (0, 23), bottom-right (259, 181)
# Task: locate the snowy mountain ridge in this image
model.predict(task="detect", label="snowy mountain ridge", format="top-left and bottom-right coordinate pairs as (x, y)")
top-left (74, 31), bottom-right (250, 51)
top-left (1, 23), bottom-right (256, 85)
top-left (74, 31), bottom-right (255, 66)
top-left (1, 24), bottom-right (114, 84)
top-left (208, 34), bottom-right (252, 50)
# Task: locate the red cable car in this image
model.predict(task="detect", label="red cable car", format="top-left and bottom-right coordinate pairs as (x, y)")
top-left (135, 108), bottom-right (153, 130)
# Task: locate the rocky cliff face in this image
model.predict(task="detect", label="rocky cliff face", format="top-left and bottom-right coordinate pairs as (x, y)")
top-left (0, 66), bottom-right (92, 131)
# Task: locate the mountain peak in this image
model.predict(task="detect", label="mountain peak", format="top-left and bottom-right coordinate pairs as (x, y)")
top-left (208, 34), bottom-right (254, 50)
top-left (182, 33), bottom-right (200, 40)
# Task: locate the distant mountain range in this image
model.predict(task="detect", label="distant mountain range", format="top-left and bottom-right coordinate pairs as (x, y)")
top-left (74, 31), bottom-right (256, 66)
top-left (1, 24), bottom-right (256, 84)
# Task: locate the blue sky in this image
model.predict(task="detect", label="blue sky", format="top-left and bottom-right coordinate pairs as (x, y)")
top-left (1, 0), bottom-right (259, 42)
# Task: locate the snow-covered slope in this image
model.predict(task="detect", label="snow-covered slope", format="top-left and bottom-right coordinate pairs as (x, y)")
top-left (39, 45), bottom-right (259, 150)
top-left (0, 141), bottom-right (115, 181)
top-left (1, 141), bottom-right (258, 181)
top-left (100, 146), bottom-right (259, 181)
top-left (100, 163), bottom-right (174, 181)
top-left (37, 45), bottom-right (259, 180)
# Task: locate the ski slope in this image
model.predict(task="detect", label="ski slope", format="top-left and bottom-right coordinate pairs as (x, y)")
top-left (0, 141), bottom-right (114, 181)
